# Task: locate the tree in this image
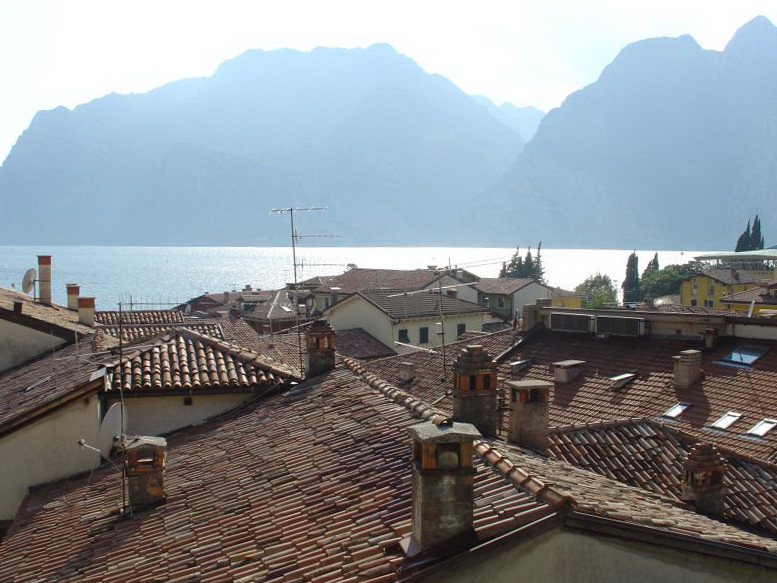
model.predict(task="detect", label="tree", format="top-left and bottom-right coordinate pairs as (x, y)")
top-left (735, 215), bottom-right (765, 251)
top-left (642, 252), bottom-right (659, 278)
top-left (622, 252), bottom-right (641, 303)
top-left (500, 243), bottom-right (545, 282)
top-left (575, 273), bottom-right (617, 308)
top-left (641, 261), bottom-right (704, 299)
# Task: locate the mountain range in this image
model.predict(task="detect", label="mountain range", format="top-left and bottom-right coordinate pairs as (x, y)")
top-left (2, 17), bottom-right (777, 248)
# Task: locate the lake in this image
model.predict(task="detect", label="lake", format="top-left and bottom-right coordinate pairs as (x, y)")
top-left (0, 246), bottom-right (713, 309)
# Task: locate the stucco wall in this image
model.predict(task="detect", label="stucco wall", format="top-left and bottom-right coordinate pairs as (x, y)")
top-left (328, 298), bottom-right (393, 349)
top-left (108, 393), bottom-right (252, 437)
top-left (420, 527), bottom-right (777, 583)
top-left (0, 396), bottom-right (100, 521)
top-left (0, 319), bottom-right (67, 373)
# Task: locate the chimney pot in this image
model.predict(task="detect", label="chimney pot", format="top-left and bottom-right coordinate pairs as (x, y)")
top-left (505, 379), bottom-right (552, 454)
top-left (452, 345), bottom-right (498, 435)
top-left (13, 300), bottom-right (23, 315)
top-left (552, 360), bottom-right (586, 384)
top-left (125, 436), bottom-right (167, 511)
top-left (681, 442), bottom-right (726, 516)
top-left (673, 350), bottom-right (702, 389)
top-left (66, 284), bottom-right (80, 310)
top-left (37, 255), bottom-right (52, 305)
top-left (399, 361), bottom-right (415, 382)
top-left (78, 296), bottom-right (96, 326)
top-left (405, 421), bottom-right (480, 554)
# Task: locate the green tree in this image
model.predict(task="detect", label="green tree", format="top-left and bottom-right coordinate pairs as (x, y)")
top-left (735, 215), bottom-right (765, 251)
top-left (500, 243), bottom-right (545, 282)
top-left (622, 252), bottom-right (642, 303)
top-left (641, 261), bottom-right (704, 299)
top-left (575, 273), bottom-right (617, 308)
top-left (642, 252), bottom-right (659, 278)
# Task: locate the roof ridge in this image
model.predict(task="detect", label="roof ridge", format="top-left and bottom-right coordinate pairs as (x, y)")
top-left (341, 357), bottom-right (578, 511)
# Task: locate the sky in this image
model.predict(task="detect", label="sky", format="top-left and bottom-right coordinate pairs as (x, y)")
top-left (1, 1), bottom-right (777, 163)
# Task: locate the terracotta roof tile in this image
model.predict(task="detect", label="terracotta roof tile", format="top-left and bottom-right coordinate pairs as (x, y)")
top-left (309, 269), bottom-right (441, 295)
top-left (0, 287), bottom-right (93, 336)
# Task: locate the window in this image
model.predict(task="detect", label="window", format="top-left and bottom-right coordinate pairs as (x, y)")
top-left (711, 411), bottom-right (741, 430)
top-left (662, 402), bottom-right (690, 419)
top-left (690, 299), bottom-right (697, 306)
top-left (720, 345), bottom-right (767, 366)
top-left (398, 329), bottom-right (409, 343)
top-left (457, 323), bottom-right (466, 337)
top-left (497, 296), bottom-right (505, 308)
top-left (747, 419), bottom-right (777, 437)
top-left (709, 282), bottom-right (715, 295)
top-left (704, 299), bottom-right (714, 308)
top-left (692, 278), bottom-right (698, 295)
top-left (419, 327), bottom-right (429, 344)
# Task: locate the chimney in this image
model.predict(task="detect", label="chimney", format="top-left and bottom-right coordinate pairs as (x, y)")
top-left (681, 442), bottom-right (726, 516)
top-left (522, 304), bottom-right (540, 331)
top-left (452, 345), bottom-right (498, 435)
top-left (702, 328), bottom-right (718, 350)
top-left (37, 255), bottom-right (52, 305)
top-left (13, 300), bottom-right (23, 315)
top-left (306, 320), bottom-right (336, 377)
top-left (66, 284), bottom-right (80, 310)
top-left (505, 379), bottom-right (552, 454)
top-left (399, 361), bottom-right (416, 383)
top-left (673, 350), bottom-right (702, 389)
top-left (405, 420), bottom-right (480, 555)
top-left (125, 436), bottom-right (167, 511)
top-left (78, 297), bottom-right (96, 326)
top-left (552, 360), bottom-right (586, 384)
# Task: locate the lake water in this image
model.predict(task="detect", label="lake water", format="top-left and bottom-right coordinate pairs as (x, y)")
top-left (0, 246), bottom-right (713, 309)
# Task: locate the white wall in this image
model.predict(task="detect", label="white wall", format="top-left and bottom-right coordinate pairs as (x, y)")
top-left (513, 282), bottom-right (557, 318)
top-left (328, 298), bottom-right (395, 349)
top-left (112, 394), bottom-right (251, 437)
top-left (0, 396), bottom-right (100, 521)
top-left (421, 527), bottom-right (777, 583)
top-left (0, 319), bottom-right (67, 372)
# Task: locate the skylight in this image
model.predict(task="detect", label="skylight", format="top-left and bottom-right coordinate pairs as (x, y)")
top-left (721, 345), bottom-right (768, 366)
top-left (747, 418), bottom-right (777, 437)
top-left (711, 411), bottom-right (741, 430)
top-left (662, 402), bottom-right (690, 419)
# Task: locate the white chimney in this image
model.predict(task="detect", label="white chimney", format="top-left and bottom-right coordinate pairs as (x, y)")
top-left (66, 284), bottom-right (80, 310)
top-left (399, 362), bottom-right (416, 382)
top-left (37, 255), bottom-right (52, 305)
top-left (78, 296), bottom-right (96, 326)
top-left (552, 360), bottom-right (586, 384)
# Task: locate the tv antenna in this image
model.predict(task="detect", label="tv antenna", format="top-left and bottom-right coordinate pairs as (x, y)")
top-left (270, 206), bottom-right (339, 376)
top-left (21, 268), bottom-right (37, 297)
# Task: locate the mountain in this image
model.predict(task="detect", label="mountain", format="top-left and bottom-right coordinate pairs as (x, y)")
top-left (473, 96), bottom-right (545, 141)
top-left (0, 44), bottom-right (526, 245)
top-left (487, 16), bottom-right (777, 249)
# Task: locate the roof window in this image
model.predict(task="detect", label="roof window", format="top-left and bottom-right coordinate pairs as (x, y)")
top-left (711, 411), bottom-right (741, 430)
top-left (719, 345), bottom-right (767, 367)
top-left (747, 418), bottom-right (777, 437)
top-left (662, 402), bottom-right (690, 419)
top-left (610, 373), bottom-right (637, 390)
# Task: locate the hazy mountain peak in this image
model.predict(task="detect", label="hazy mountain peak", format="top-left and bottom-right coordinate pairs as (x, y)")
top-left (725, 16), bottom-right (777, 55)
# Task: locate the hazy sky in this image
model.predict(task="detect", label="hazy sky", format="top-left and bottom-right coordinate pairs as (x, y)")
top-left (1, 1), bottom-right (776, 163)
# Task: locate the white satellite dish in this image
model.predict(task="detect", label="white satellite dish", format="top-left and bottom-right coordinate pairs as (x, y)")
top-left (21, 268), bottom-right (36, 295)
top-left (98, 402), bottom-right (128, 460)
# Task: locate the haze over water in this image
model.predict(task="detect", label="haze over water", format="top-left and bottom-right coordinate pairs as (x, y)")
top-left (0, 246), bottom-right (711, 309)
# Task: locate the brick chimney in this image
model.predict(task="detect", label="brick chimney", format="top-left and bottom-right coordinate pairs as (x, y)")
top-left (673, 350), bottom-right (702, 389)
top-left (125, 436), bottom-right (167, 511)
top-left (37, 255), bottom-right (52, 305)
top-left (681, 442), bottom-right (726, 516)
top-left (505, 379), bottom-right (552, 454)
top-left (405, 420), bottom-right (481, 555)
top-left (306, 320), bottom-right (336, 377)
top-left (78, 297), bottom-right (96, 326)
top-left (452, 345), bottom-right (498, 435)
top-left (66, 284), bottom-right (80, 310)
top-left (552, 360), bottom-right (586, 384)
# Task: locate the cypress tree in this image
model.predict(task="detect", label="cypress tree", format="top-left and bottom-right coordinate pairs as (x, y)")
top-left (752, 215), bottom-right (764, 250)
top-left (735, 220), bottom-right (752, 252)
top-left (622, 252), bottom-right (641, 303)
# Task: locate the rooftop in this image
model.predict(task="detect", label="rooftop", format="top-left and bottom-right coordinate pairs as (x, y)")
top-left (340, 289), bottom-right (488, 320)
top-left (0, 287), bottom-right (93, 338)
top-left (308, 268), bottom-right (442, 295)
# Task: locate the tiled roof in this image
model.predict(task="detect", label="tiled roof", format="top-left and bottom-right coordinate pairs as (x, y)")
top-left (548, 419), bottom-right (777, 535)
top-left (474, 277), bottom-right (534, 295)
top-left (0, 287), bottom-right (93, 336)
top-left (105, 329), bottom-right (296, 393)
top-left (243, 289), bottom-right (307, 322)
top-left (345, 289), bottom-right (488, 320)
top-left (0, 366), bottom-right (557, 582)
top-left (311, 268), bottom-right (440, 294)
top-left (0, 339), bottom-right (103, 431)
top-left (334, 328), bottom-right (396, 360)
top-left (698, 269), bottom-right (763, 286)
top-left (95, 310), bottom-right (185, 326)
top-left (720, 286), bottom-right (777, 305)
top-left (98, 322), bottom-right (226, 344)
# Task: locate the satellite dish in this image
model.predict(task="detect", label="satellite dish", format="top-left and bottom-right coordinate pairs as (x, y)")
top-left (98, 403), bottom-right (128, 460)
top-left (21, 268), bottom-right (36, 295)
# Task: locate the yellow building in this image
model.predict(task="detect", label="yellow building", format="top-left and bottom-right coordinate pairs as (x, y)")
top-left (549, 287), bottom-right (583, 309)
top-left (720, 283), bottom-right (777, 316)
top-left (680, 269), bottom-right (760, 310)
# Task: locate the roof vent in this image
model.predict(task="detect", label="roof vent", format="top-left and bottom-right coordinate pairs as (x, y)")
top-left (12, 300), bottom-right (23, 315)
top-left (510, 359), bottom-right (532, 375)
top-left (609, 373), bottom-right (637, 390)
top-left (550, 313), bottom-right (593, 334)
top-left (595, 316), bottom-right (646, 337)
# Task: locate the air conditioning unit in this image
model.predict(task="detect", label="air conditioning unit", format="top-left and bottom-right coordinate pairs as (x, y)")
top-left (550, 313), bottom-right (594, 334)
top-left (595, 316), bottom-right (646, 337)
